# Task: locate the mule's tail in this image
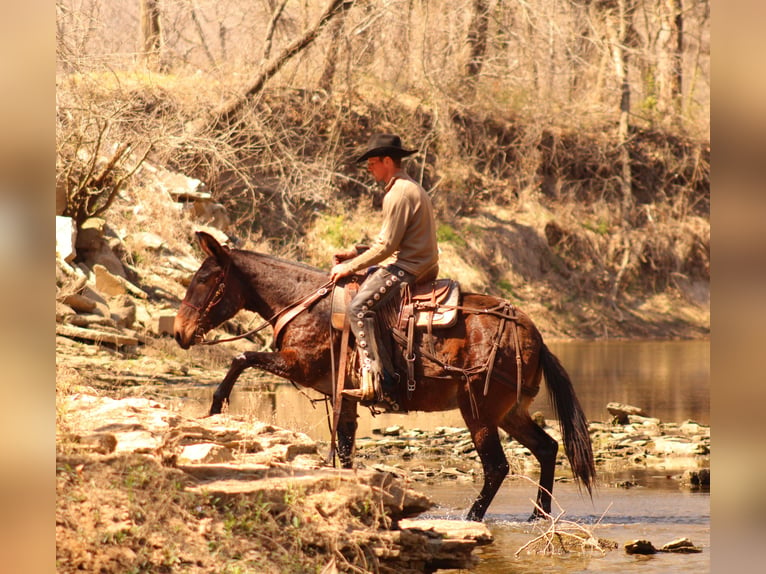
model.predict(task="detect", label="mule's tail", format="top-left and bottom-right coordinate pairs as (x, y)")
top-left (540, 343), bottom-right (596, 495)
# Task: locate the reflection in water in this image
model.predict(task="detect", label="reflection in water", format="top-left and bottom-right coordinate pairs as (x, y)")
top-left (172, 340), bottom-right (709, 441)
top-left (547, 339), bottom-right (710, 425)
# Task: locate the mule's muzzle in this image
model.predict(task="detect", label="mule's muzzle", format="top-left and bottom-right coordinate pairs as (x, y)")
top-left (173, 312), bottom-right (199, 349)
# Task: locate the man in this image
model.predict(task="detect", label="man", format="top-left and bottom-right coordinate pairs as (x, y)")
top-left (330, 134), bottom-right (439, 407)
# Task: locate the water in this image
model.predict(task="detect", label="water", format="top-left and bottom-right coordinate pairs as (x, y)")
top-left (168, 339), bottom-right (710, 573)
top-left (172, 339), bottom-right (710, 437)
top-left (421, 473), bottom-right (709, 573)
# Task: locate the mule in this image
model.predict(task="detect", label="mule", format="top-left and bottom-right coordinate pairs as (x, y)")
top-left (174, 231), bottom-right (595, 521)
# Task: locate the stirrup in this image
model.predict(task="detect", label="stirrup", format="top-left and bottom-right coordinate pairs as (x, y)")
top-left (342, 368), bottom-right (375, 402)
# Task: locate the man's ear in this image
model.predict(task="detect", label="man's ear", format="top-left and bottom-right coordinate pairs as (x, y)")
top-left (196, 231), bottom-right (229, 261)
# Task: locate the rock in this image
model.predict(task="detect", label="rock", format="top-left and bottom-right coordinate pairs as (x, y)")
top-left (650, 436), bottom-right (703, 456)
top-left (78, 432), bottom-right (118, 454)
top-left (56, 216), bottom-right (77, 262)
top-left (660, 537), bottom-right (702, 553)
top-left (56, 324), bottom-right (139, 347)
top-left (109, 294), bottom-right (136, 328)
top-left (680, 468), bottom-right (710, 489)
top-left (532, 411), bottom-right (546, 427)
top-left (607, 402), bottom-right (647, 424)
top-left (56, 302), bottom-right (76, 322)
top-left (93, 264), bottom-right (147, 299)
top-left (93, 264), bottom-right (127, 296)
top-left (62, 293), bottom-right (97, 313)
top-left (398, 518), bottom-right (493, 545)
top-left (127, 231), bottom-right (166, 252)
top-left (154, 314), bottom-right (176, 337)
top-left (178, 443), bottom-right (235, 464)
top-left (382, 425), bottom-right (402, 436)
top-left (190, 199), bottom-right (231, 231)
top-left (625, 539), bottom-right (657, 554)
top-left (65, 314), bottom-right (116, 328)
top-left (75, 217), bottom-right (107, 250)
top-left (77, 219), bottom-right (127, 278)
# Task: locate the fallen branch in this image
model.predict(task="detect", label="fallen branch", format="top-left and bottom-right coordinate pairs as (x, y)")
top-left (514, 476), bottom-right (614, 557)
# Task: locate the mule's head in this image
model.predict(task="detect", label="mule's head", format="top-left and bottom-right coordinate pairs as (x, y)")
top-left (174, 231), bottom-right (245, 349)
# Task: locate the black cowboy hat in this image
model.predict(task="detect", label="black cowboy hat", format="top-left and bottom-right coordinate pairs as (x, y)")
top-left (355, 134), bottom-right (417, 163)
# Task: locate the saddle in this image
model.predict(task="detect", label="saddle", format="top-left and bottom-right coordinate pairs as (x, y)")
top-left (331, 277), bottom-right (460, 331)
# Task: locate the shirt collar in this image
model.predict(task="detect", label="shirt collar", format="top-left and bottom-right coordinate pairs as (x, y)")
top-left (385, 170), bottom-right (407, 192)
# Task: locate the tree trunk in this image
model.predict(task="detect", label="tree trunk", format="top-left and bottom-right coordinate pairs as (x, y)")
top-left (656, 0), bottom-right (683, 123)
top-left (318, 3), bottom-right (350, 94)
top-left (464, 0), bottom-right (490, 97)
top-left (139, 0), bottom-right (162, 70)
top-left (607, 0), bottom-right (634, 218)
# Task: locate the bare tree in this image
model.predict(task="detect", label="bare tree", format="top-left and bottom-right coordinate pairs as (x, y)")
top-left (186, 0), bottom-right (353, 135)
top-left (318, 1), bottom-right (351, 94)
top-left (656, 0), bottom-right (683, 123)
top-left (465, 0), bottom-right (490, 84)
top-left (139, 0), bottom-right (162, 69)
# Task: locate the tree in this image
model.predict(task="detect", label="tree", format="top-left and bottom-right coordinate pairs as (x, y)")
top-left (656, 0), bottom-right (683, 123)
top-left (465, 0), bottom-right (490, 86)
top-left (139, 0), bottom-right (162, 70)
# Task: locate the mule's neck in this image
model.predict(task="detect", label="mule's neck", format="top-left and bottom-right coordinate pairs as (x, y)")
top-left (231, 250), bottom-right (328, 319)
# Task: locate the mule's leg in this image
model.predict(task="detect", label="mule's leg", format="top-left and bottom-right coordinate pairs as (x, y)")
top-left (465, 423), bottom-right (509, 522)
top-left (209, 349), bottom-right (308, 415)
top-left (336, 399), bottom-right (358, 469)
top-left (499, 406), bottom-right (559, 518)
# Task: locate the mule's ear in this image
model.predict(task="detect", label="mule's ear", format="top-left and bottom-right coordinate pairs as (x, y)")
top-left (196, 231), bottom-right (229, 260)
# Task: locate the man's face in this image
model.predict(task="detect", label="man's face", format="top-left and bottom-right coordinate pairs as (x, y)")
top-left (366, 156), bottom-right (389, 183)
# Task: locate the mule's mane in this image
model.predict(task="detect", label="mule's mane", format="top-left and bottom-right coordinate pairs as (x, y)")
top-left (232, 249), bottom-right (323, 275)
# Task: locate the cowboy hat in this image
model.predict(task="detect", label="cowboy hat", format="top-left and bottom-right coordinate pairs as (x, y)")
top-left (355, 134), bottom-right (417, 163)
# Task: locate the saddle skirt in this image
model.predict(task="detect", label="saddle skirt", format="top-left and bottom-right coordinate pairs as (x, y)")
top-left (331, 276), bottom-right (460, 331)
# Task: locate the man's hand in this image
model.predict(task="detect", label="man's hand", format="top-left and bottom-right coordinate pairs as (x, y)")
top-left (330, 263), bottom-right (353, 283)
top-left (332, 249), bottom-right (358, 266)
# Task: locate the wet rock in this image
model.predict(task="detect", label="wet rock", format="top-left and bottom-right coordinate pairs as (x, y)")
top-left (680, 468), bottom-right (710, 489)
top-left (607, 402), bottom-right (647, 424)
top-left (625, 539), bottom-right (658, 554)
top-left (661, 537), bottom-right (702, 553)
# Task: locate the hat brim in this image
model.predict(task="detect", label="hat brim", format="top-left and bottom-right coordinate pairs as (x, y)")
top-left (356, 146), bottom-right (417, 163)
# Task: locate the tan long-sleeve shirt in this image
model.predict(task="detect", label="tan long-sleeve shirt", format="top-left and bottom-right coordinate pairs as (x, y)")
top-left (341, 171), bottom-right (439, 281)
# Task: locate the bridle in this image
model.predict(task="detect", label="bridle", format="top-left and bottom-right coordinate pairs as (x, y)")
top-left (180, 257), bottom-right (233, 337)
